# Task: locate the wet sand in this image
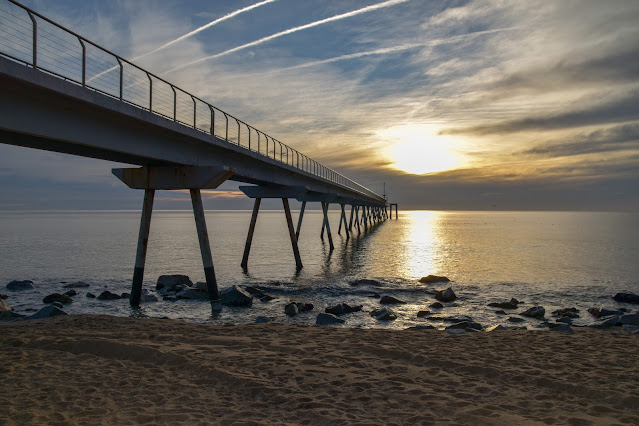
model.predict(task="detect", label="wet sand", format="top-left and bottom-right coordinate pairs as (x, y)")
top-left (1, 315), bottom-right (638, 425)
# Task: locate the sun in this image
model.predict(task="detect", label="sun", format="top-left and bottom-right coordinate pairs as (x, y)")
top-left (379, 124), bottom-right (464, 175)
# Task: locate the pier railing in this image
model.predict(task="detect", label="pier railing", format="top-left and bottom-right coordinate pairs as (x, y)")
top-left (0, 0), bottom-right (385, 203)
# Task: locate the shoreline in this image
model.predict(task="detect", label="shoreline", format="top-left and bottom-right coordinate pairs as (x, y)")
top-left (1, 314), bottom-right (638, 424)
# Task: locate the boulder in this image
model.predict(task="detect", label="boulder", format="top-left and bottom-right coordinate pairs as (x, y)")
top-left (446, 321), bottom-right (469, 330)
top-left (618, 313), bottom-right (639, 326)
top-left (176, 288), bottom-right (209, 300)
top-left (63, 281), bottom-right (90, 288)
top-left (220, 285), bottom-right (253, 307)
top-left (0, 299), bottom-right (11, 312)
top-left (316, 313), bottom-right (345, 325)
top-left (43, 293), bottom-right (72, 304)
top-left (488, 298), bottom-right (520, 310)
top-left (495, 310), bottom-right (507, 315)
top-left (507, 317), bottom-right (525, 323)
top-left (370, 307), bottom-right (397, 321)
top-left (0, 294), bottom-right (8, 299)
top-left (6, 280), bottom-right (35, 291)
top-left (325, 303), bottom-right (362, 315)
top-left (244, 286), bottom-right (275, 302)
top-left (86, 292), bottom-right (96, 298)
top-left (419, 275), bottom-right (450, 284)
top-left (52, 302), bottom-right (64, 309)
top-left (26, 305), bottom-right (68, 320)
top-left (552, 307), bottom-right (579, 318)
top-left (555, 317), bottom-right (573, 324)
top-left (588, 307), bottom-right (624, 318)
top-left (296, 303), bottom-right (314, 312)
top-left (97, 290), bottom-right (121, 301)
top-left (368, 293), bottom-right (381, 298)
top-left (429, 302), bottom-right (444, 309)
top-left (379, 295), bottom-right (405, 305)
top-left (613, 293), bottom-right (639, 304)
top-left (121, 292), bottom-right (130, 299)
top-left (416, 310), bottom-right (430, 317)
top-left (285, 302), bottom-right (299, 317)
top-left (549, 324), bottom-right (574, 334)
top-left (140, 289), bottom-right (158, 302)
top-left (350, 279), bottom-right (381, 286)
top-left (520, 306), bottom-right (545, 319)
top-left (63, 290), bottom-right (78, 297)
top-left (435, 287), bottom-right (456, 303)
top-left (156, 275), bottom-right (193, 294)
top-left (486, 324), bottom-right (507, 332)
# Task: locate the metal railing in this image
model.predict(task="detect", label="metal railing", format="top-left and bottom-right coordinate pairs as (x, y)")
top-left (0, 0), bottom-right (385, 203)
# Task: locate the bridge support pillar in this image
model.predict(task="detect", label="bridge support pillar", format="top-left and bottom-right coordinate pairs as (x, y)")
top-left (338, 203), bottom-right (350, 239)
top-left (241, 198), bottom-right (261, 270)
top-left (130, 188), bottom-right (155, 307)
top-left (296, 201), bottom-right (306, 240)
top-left (283, 198), bottom-right (303, 270)
top-left (321, 202), bottom-right (335, 251)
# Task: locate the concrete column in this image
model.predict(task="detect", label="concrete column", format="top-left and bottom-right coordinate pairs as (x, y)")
top-left (321, 202), bottom-right (335, 251)
top-left (283, 198), bottom-right (303, 270)
top-left (130, 189), bottom-right (154, 307)
top-left (348, 204), bottom-right (355, 232)
top-left (190, 189), bottom-right (221, 312)
top-left (241, 198), bottom-right (261, 270)
top-left (295, 200), bottom-right (306, 240)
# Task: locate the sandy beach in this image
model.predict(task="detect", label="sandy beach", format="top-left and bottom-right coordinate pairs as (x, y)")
top-left (1, 315), bottom-right (638, 425)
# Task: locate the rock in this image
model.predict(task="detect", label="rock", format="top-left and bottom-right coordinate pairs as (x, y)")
top-left (419, 275), bottom-right (450, 284)
top-left (552, 307), bottom-right (580, 318)
top-left (63, 290), bottom-right (78, 297)
top-left (588, 307), bottom-right (624, 318)
top-left (120, 292), bottom-right (130, 299)
top-left (429, 302), bottom-right (444, 309)
top-left (435, 287), bottom-right (456, 303)
top-left (255, 316), bottom-right (269, 324)
top-left (550, 324), bottom-right (574, 334)
top-left (507, 317), bottom-right (525, 323)
top-left (486, 324), bottom-right (507, 332)
top-left (6, 280), bottom-right (35, 291)
top-left (176, 288), bottom-right (208, 300)
top-left (86, 292), bottom-right (96, 298)
top-left (379, 295), bottom-right (405, 305)
top-left (613, 292), bottom-right (639, 304)
top-left (618, 313), bottom-right (639, 326)
top-left (296, 303), bottom-right (314, 312)
top-left (487, 298), bottom-right (520, 309)
top-left (140, 289), bottom-right (158, 302)
top-left (368, 293), bottom-right (381, 298)
top-left (0, 299), bottom-right (11, 312)
top-left (0, 294), bottom-right (8, 299)
top-left (156, 275), bottom-right (193, 294)
top-left (97, 291), bottom-right (121, 301)
top-left (555, 317), bottom-right (573, 324)
top-left (194, 281), bottom-right (208, 291)
top-left (350, 279), bottom-right (381, 286)
top-left (495, 310), bottom-right (507, 315)
top-left (520, 306), bottom-right (545, 319)
top-left (370, 307), bottom-right (397, 321)
top-left (446, 321), bottom-right (469, 330)
top-left (316, 313), bottom-right (345, 325)
top-left (325, 303), bottom-right (362, 315)
top-left (285, 302), bottom-right (299, 317)
top-left (220, 285), bottom-right (253, 307)
top-left (416, 310), bottom-right (430, 317)
top-left (244, 286), bottom-right (275, 302)
top-left (43, 293), bottom-right (72, 304)
top-left (63, 281), bottom-right (90, 288)
top-left (408, 325), bottom-right (436, 330)
top-left (26, 305), bottom-right (68, 320)
top-left (52, 302), bottom-right (64, 309)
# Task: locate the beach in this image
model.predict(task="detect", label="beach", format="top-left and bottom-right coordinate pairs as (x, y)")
top-left (1, 315), bottom-right (638, 425)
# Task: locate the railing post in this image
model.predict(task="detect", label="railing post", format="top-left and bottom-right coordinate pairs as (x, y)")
top-left (209, 105), bottom-right (215, 136)
top-left (224, 113), bottom-right (229, 141)
top-left (116, 57), bottom-right (123, 100)
top-left (147, 73), bottom-right (152, 112)
top-left (191, 95), bottom-right (196, 129)
top-left (27, 10), bottom-right (37, 68)
top-left (171, 86), bottom-right (177, 121)
top-left (78, 38), bottom-right (86, 87)
top-left (236, 120), bottom-right (240, 146)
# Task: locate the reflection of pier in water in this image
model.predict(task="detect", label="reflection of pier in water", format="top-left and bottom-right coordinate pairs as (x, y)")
top-left (0, 0), bottom-right (398, 312)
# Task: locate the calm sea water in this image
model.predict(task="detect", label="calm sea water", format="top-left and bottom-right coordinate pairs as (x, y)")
top-left (1, 210), bottom-right (637, 329)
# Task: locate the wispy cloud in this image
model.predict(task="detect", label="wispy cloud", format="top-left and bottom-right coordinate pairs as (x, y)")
top-left (165, 0), bottom-right (413, 74)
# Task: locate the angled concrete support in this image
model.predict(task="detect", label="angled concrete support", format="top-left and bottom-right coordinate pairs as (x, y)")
top-left (362, 206), bottom-right (369, 232)
top-left (354, 206), bottom-right (361, 234)
top-left (348, 205), bottom-right (355, 233)
top-left (241, 198), bottom-right (261, 270)
top-left (130, 189), bottom-right (154, 307)
top-left (283, 198), bottom-right (303, 270)
top-left (321, 202), bottom-right (334, 251)
top-left (338, 203), bottom-right (350, 239)
top-left (295, 200), bottom-right (306, 240)
top-left (191, 189), bottom-right (222, 312)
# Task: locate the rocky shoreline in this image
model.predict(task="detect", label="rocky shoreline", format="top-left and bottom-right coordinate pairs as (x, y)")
top-left (3, 275), bottom-right (638, 334)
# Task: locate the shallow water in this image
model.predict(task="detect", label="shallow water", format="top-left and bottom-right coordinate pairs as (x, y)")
top-left (1, 210), bottom-right (637, 328)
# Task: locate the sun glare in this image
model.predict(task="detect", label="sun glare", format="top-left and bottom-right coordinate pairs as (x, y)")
top-left (380, 124), bottom-right (464, 175)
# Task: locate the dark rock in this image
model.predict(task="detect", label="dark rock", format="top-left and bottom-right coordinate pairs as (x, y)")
top-left (176, 288), bottom-right (208, 300)
top-left (416, 310), bottom-right (430, 317)
top-left (97, 291), bottom-right (121, 301)
top-left (296, 303), bottom-right (314, 312)
top-left (408, 325), bottom-right (436, 330)
top-left (429, 302), bottom-right (444, 309)
top-left (244, 286), bottom-right (274, 302)
top-left (552, 307), bottom-right (580, 318)
top-left (550, 324), bottom-right (574, 334)
top-left (43, 293), bottom-right (72, 304)
top-left (613, 292), bottom-right (639, 304)
top-left (0, 299), bottom-right (11, 312)
top-left (63, 290), bottom-right (78, 297)
top-left (370, 307), bottom-right (397, 321)
top-left (325, 303), bottom-right (362, 315)
top-left (121, 292), bottom-right (130, 299)
top-left (486, 324), bottom-right (507, 332)
top-left (588, 307), bottom-right (624, 318)
top-left (487, 298), bottom-right (520, 309)
top-left (6, 280), bottom-right (35, 291)
top-left (435, 287), bottom-right (456, 303)
top-left (556, 317), bottom-right (573, 324)
top-left (618, 313), bottom-right (639, 326)
top-left (0, 294), bottom-right (7, 299)
top-left (52, 302), bottom-right (64, 309)
top-left (140, 289), bottom-right (158, 302)
top-left (255, 316), bottom-right (269, 324)
top-left (380, 295), bottom-right (405, 305)
top-left (507, 317), bottom-right (525, 323)
top-left (419, 275), bottom-right (450, 284)
top-left (446, 321), bottom-right (469, 330)
top-left (26, 305), bottom-right (68, 320)
top-left (350, 279), bottom-right (381, 286)
top-left (156, 275), bottom-right (193, 294)
top-left (495, 310), bottom-right (507, 315)
top-left (194, 281), bottom-right (208, 291)
top-left (285, 302), bottom-right (299, 317)
top-left (368, 293), bottom-right (381, 298)
top-left (86, 292), bottom-right (96, 298)
top-left (520, 306), bottom-right (545, 319)
top-left (220, 285), bottom-right (253, 307)
top-left (316, 313), bottom-right (345, 325)
top-left (63, 281), bottom-right (90, 288)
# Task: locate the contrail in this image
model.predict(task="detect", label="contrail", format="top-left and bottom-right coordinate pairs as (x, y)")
top-left (87, 0), bottom-right (277, 82)
top-left (165, 0), bottom-right (413, 74)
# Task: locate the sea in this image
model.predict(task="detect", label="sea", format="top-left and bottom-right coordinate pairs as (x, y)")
top-left (1, 210), bottom-right (638, 329)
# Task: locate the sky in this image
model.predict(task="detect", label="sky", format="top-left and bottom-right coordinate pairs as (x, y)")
top-left (1, 0), bottom-right (638, 211)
